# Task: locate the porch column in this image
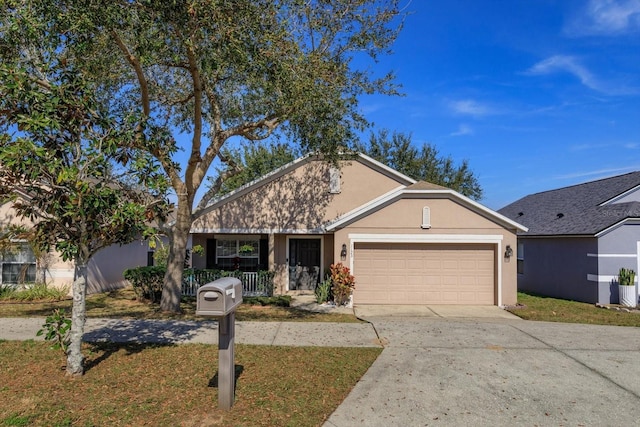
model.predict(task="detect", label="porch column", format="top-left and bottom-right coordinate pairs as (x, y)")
top-left (268, 233), bottom-right (275, 271)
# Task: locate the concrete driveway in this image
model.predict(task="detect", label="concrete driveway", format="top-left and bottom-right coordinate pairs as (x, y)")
top-left (325, 311), bottom-right (640, 426)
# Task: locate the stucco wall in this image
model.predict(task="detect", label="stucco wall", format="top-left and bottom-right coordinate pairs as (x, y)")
top-left (192, 158), bottom-right (407, 233)
top-left (87, 239), bottom-right (151, 294)
top-left (518, 237), bottom-right (598, 303)
top-left (333, 196), bottom-right (520, 306)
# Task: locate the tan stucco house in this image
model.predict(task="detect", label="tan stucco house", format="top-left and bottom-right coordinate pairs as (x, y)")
top-left (191, 153), bottom-right (527, 306)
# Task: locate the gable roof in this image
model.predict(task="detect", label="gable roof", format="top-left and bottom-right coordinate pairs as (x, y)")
top-left (325, 181), bottom-right (527, 232)
top-left (200, 152), bottom-right (416, 215)
top-left (498, 171), bottom-right (640, 236)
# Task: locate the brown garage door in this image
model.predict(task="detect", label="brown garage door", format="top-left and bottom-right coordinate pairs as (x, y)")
top-left (353, 243), bottom-right (495, 305)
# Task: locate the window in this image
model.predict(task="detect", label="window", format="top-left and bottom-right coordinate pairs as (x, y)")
top-left (1, 243), bottom-right (36, 285)
top-left (517, 242), bottom-right (524, 274)
top-left (216, 239), bottom-right (260, 271)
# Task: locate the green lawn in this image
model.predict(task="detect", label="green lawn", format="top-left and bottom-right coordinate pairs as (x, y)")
top-left (507, 292), bottom-right (640, 327)
top-left (0, 286), bottom-right (361, 323)
top-left (0, 341), bottom-right (381, 426)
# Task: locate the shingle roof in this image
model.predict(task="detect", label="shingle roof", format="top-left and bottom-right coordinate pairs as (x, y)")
top-left (498, 172), bottom-right (640, 236)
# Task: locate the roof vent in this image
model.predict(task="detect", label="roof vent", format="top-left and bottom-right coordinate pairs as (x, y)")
top-left (517, 212), bottom-right (524, 217)
top-left (556, 213), bottom-right (564, 219)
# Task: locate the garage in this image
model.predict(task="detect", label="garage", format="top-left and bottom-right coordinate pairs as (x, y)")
top-left (353, 242), bottom-right (496, 305)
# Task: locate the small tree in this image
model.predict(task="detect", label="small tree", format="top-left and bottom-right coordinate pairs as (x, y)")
top-left (0, 6), bottom-right (168, 375)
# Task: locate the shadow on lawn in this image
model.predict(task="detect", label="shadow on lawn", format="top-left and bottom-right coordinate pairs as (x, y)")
top-left (208, 364), bottom-right (245, 391)
top-left (84, 318), bottom-right (219, 345)
top-left (84, 341), bottom-right (175, 373)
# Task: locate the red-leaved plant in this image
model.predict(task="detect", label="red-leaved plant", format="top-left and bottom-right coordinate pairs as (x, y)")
top-left (330, 263), bottom-right (355, 306)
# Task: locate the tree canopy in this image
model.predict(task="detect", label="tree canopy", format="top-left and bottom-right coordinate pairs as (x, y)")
top-left (1, 0), bottom-right (403, 312)
top-left (355, 130), bottom-right (483, 200)
top-left (0, 2), bottom-right (170, 374)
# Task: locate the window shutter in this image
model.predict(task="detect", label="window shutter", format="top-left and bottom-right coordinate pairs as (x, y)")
top-left (259, 238), bottom-right (268, 270)
top-left (206, 238), bottom-right (217, 269)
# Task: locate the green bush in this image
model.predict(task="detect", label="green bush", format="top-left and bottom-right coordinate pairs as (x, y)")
top-left (315, 278), bottom-right (332, 304)
top-left (0, 283), bottom-right (69, 301)
top-left (330, 263), bottom-right (355, 306)
top-left (36, 308), bottom-right (71, 355)
top-left (123, 266), bottom-right (166, 303)
top-left (0, 284), bottom-right (16, 299)
top-left (618, 267), bottom-right (636, 286)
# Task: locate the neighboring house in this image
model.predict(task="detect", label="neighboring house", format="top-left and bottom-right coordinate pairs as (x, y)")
top-left (191, 153), bottom-right (526, 306)
top-left (0, 196), bottom-right (151, 293)
top-left (498, 172), bottom-right (640, 305)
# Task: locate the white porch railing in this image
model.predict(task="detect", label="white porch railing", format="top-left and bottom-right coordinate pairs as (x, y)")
top-left (182, 271), bottom-right (273, 297)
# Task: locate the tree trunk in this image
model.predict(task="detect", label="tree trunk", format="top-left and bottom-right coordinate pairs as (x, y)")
top-left (160, 199), bottom-right (192, 312)
top-left (66, 261), bottom-right (87, 376)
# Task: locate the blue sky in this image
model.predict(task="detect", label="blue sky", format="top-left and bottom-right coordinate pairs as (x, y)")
top-left (359, 0), bottom-right (640, 209)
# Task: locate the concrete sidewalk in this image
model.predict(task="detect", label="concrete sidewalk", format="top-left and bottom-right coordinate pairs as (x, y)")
top-left (0, 316), bottom-right (381, 347)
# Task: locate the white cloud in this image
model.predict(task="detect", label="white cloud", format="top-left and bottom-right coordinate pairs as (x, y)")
top-left (565, 0), bottom-right (640, 36)
top-left (449, 124), bottom-right (474, 137)
top-left (526, 55), bottom-right (602, 91)
top-left (448, 99), bottom-right (495, 117)
top-left (525, 55), bottom-right (637, 95)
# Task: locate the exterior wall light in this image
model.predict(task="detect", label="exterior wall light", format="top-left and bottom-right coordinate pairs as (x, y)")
top-left (505, 245), bottom-right (513, 259)
top-left (341, 243), bottom-right (347, 261)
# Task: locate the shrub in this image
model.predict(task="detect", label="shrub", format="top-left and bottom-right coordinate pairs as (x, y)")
top-left (315, 278), bottom-right (332, 304)
top-left (330, 263), bottom-right (355, 306)
top-left (36, 308), bottom-right (71, 356)
top-left (123, 266), bottom-right (166, 303)
top-left (0, 284), bottom-right (16, 299)
top-left (618, 267), bottom-right (636, 286)
top-left (0, 283), bottom-right (69, 301)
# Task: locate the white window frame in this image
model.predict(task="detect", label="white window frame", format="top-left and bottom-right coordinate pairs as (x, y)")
top-left (1, 242), bottom-right (37, 285)
top-left (517, 242), bottom-right (524, 275)
top-left (215, 237), bottom-right (260, 268)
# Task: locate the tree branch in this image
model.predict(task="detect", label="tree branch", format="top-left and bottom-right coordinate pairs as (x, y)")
top-left (111, 30), bottom-right (150, 116)
top-left (194, 151), bottom-right (243, 216)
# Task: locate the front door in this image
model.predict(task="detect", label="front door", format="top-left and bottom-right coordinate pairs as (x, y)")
top-left (288, 238), bottom-right (321, 290)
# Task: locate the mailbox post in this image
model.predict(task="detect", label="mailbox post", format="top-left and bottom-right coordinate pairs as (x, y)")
top-left (196, 277), bottom-right (243, 410)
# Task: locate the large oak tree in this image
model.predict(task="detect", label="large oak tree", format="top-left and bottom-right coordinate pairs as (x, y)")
top-left (40, 0), bottom-right (403, 312)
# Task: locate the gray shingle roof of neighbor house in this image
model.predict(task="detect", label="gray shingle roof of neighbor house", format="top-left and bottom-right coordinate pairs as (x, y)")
top-left (498, 171), bottom-right (640, 236)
